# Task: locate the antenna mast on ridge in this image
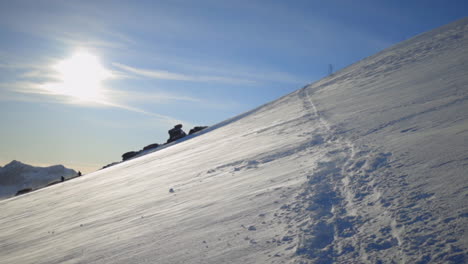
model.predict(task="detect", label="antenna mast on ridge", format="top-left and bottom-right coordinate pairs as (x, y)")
top-left (328, 64), bottom-right (334, 76)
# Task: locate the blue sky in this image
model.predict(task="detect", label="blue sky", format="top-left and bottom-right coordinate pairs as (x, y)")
top-left (0, 0), bottom-right (466, 173)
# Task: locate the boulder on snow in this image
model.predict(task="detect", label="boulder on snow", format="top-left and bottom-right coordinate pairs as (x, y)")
top-left (189, 126), bottom-right (208, 135)
top-left (143, 143), bottom-right (160, 151)
top-left (15, 188), bottom-right (32, 196)
top-left (167, 124), bottom-right (187, 144)
top-left (122, 151), bottom-right (139, 161)
top-left (102, 162), bottom-right (119, 169)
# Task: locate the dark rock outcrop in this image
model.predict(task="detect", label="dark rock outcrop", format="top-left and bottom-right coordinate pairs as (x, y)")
top-left (167, 124), bottom-right (187, 144)
top-left (189, 126), bottom-right (208, 135)
top-left (102, 162), bottom-right (119, 169)
top-left (105, 124), bottom-right (207, 169)
top-left (15, 188), bottom-right (32, 196)
top-left (122, 151), bottom-right (139, 161)
top-left (143, 143), bottom-right (160, 151)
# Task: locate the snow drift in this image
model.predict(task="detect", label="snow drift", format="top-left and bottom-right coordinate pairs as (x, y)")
top-left (0, 18), bottom-right (467, 264)
top-left (0, 160), bottom-right (77, 199)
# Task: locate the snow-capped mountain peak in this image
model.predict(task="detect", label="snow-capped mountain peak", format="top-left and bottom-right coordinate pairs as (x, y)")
top-left (0, 161), bottom-right (77, 199)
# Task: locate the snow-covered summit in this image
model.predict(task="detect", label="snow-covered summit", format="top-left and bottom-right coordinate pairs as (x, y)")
top-left (0, 160), bottom-right (77, 199)
top-left (0, 18), bottom-right (467, 263)
top-left (3, 160), bottom-right (25, 168)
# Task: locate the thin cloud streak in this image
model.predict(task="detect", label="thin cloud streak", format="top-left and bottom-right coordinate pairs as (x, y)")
top-left (54, 33), bottom-right (131, 50)
top-left (0, 81), bottom-right (183, 125)
top-left (94, 99), bottom-right (183, 125)
top-left (122, 55), bottom-right (309, 85)
top-left (109, 89), bottom-right (201, 104)
top-left (0, 51), bottom-right (188, 124)
top-left (0, 56), bottom-right (234, 117)
top-left (108, 88), bottom-right (241, 111)
top-left (113, 63), bottom-right (258, 85)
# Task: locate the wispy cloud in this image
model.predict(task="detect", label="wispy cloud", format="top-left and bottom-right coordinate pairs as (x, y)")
top-left (0, 81), bottom-right (185, 125)
top-left (109, 89), bottom-right (201, 104)
top-left (120, 54), bottom-right (309, 85)
top-left (55, 36), bottom-right (128, 50)
top-left (113, 63), bottom-right (258, 85)
top-left (20, 69), bottom-right (59, 82)
top-left (91, 99), bottom-right (184, 125)
top-left (0, 55), bottom-right (187, 125)
top-left (0, 51), bottom-right (239, 118)
top-left (0, 1), bottom-right (135, 52)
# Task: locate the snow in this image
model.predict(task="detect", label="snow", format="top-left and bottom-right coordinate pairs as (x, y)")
top-left (0, 160), bottom-right (77, 199)
top-left (0, 18), bottom-right (467, 264)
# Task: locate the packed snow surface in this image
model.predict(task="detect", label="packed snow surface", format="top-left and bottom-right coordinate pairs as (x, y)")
top-left (0, 19), bottom-right (467, 264)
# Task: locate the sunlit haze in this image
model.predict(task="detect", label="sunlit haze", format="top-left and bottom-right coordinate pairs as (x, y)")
top-left (44, 50), bottom-right (112, 103)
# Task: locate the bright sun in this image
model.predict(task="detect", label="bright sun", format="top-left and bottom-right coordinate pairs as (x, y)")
top-left (45, 50), bottom-right (112, 102)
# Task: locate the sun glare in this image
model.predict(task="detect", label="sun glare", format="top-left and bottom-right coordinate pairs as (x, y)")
top-left (44, 50), bottom-right (112, 103)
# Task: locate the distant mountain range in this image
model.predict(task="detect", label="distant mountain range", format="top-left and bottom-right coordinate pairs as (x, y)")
top-left (0, 160), bottom-right (78, 199)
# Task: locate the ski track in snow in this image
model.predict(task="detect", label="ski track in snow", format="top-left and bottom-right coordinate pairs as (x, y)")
top-left (279, 38), bottom-right (467, 262)
top-left (274, 86), bottom-right (409, 264)
top-left (284, 20), bottom-right (468, 263)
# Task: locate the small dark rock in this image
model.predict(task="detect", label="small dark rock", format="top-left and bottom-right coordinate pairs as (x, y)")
top-left (167, 124), bottom-right (187, 144)
top-left (143, 143), bottom-right (160, 151)
top-left (169, 188), bottom-right (175, 193)
top-left (122, 151), bottom-right (139, 161)
top-left (189, 126), bottom-right (208, 135)
top-left (15, 188), bottom-right (32, 196)
top-left (248, 226), bottom-right (257, 231)
top-left (102, 162), bottom-right (119, 169)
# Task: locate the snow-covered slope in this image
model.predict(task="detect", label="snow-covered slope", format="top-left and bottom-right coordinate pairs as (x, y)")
top-left (0, 18), bottom-right (467, 264)
top-left (0, 160), bottom-right (77, 199)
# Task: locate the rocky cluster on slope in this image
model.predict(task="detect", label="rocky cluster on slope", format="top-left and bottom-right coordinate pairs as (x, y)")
top-left (102, 125), bottom-right (208, 168)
